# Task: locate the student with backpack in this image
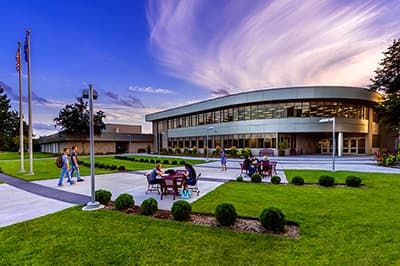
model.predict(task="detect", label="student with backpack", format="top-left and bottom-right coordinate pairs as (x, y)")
top-left (70, 146), bottom-right (84, 182)
top-left (57, 147), bottom-right (74, 187)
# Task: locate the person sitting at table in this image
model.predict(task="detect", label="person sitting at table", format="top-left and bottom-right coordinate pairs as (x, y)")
top-left (261, 155), bottom-right (271, 176)
top-left (262, 155), bottom-right (269, 162)
top-left (243, 155), bottom-right (251, 170)
top-left (147, 163), bottom-right (164, 185)
top-left (183, 163), bottom-right (197, 188)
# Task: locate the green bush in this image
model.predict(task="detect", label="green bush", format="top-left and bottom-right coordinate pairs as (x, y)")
top-left (345, 176), bottom-right (362, 187)
top-left (104, 165), bottom-right (111, 169)
top-left (271, 175), bottom-right (281, 184)
top-left (171, 200), bottom-right (192, 221)
top-left (149, 159), bottom-right (155, 164)
top-left (259, 207), bottom-right (286, 233)
top-left (171, 160), bottom-right (178, 165)
top-left (319, 175), bottom-right (335, 187)
top-left (215, 203), bottom-right (237, 226)
top-left (110, 165), bottom-right (117, 170)
top-left (140, 198), bottom-right (158, 216)
top-left (95, 189), bottom-right (112, 205)
top-left (99, 163), bottom-right (105, 168)
top-left (251, 173), bottom-right (262, 183)
top-left (291, 176), bottom-right (304, 185)
top-left (156, 159), bottom-right (161, 164)
top-left (236, 176), bottom-right (243, 182)
top-left (144, 159), bottom-right (149, 163)
top-left (163, 159), bottom-right (169, 165)
top-left (115, 193), bottom-right (134, 210)
top-left (179, 160), bottom-right (186, 165)
top-left (118, 165), bottom-right (126, 171)
top-left (139, 158), bottom-right (144, 163)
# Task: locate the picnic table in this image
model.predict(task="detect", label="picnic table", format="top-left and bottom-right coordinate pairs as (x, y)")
top-left (160, 170), bottom-right (186, 200)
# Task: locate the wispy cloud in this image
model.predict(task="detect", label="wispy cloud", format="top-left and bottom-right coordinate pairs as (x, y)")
top-left (128, 86), bottom-right (174, 95)
top-left (146, 0), bottom-right (400, 92)
top-left (102, 89), bottom-right (145, 108)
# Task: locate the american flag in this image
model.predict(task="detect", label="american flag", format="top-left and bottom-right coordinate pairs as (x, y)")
top-left (16, 47), bottom-right (21, 72)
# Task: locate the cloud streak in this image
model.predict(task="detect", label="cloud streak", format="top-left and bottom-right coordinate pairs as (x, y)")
top-left (128, 86), bottom-right (173, 95)
top-left (146, 0), bottom-right (400, 93)
top-left (102, 89), bottom-right (145, 108)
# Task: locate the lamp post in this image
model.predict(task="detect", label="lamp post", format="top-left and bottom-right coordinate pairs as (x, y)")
top-left (158, 132), bottom-right (165, 158)
top-left (82, 84), bottom-right (103, 211)
top-left (319, 117), bottom-right (336, 171)
top-left (206, 126), bottom-right (214, 162)
top-left (128, 135), bottom-right (131, 154)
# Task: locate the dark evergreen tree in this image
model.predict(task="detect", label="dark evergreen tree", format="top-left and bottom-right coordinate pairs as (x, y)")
top-left (54, 97), bottom-right (106, 154)
top-left (0, 86), bottom-right (28, 151)
top-left (370, 39), bottom-right (400, 150)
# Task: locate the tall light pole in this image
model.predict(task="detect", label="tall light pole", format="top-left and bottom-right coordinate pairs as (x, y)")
top-left (206, 126), bottom-right (214, 162)
top-left (128, 135), bottom-right (131, 154)
top-left (82, 84), bottom-right (103, 211)
top-left (319, 117), bottom-right (336, 171)
top-left (158, 132), bottom-right (165, 157)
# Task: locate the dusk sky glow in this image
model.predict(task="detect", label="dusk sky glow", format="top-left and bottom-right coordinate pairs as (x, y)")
top-left (0, 0), bottom-right (399, 136)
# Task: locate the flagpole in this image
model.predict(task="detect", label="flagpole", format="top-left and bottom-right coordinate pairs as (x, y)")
top-left (17, 41), bottom-right (25, 172)
top-left (26, 29), bottom-right (34, 175)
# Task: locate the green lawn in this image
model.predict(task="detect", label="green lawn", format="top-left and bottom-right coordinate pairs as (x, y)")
top-left (0, 154), bottom-right (205, 181)
top-left (0, 152), bottom-right (54, 160)
top-left (192, 170), bottom-right (400, 265)
top-left (0, 170), bottom-right (399, 264)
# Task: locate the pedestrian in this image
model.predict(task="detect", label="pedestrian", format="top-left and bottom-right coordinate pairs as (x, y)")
top-left (70, 145), bottom-right (84, 182)
top-left (57, 147), bottom-right (74, 186)
top-left (220, 149), bottom-right (227, 171)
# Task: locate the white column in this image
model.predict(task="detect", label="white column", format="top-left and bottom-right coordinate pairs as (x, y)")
top-left (338, 132), bottom-right (343, 157)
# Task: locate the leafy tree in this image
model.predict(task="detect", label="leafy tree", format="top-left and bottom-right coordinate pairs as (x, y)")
top-left (0, 86), bottom-right (28, 151)
top-left (54, 97), bottom-right (106, 154)
top-left (370, 39), bottom-right (400, 150)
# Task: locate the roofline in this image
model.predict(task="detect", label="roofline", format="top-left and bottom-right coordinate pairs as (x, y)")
top-left (145, 85), bottom-right (381, 121)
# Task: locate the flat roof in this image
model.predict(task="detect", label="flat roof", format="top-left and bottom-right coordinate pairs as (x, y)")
top-left (145, 86), bottom-right (381, 121)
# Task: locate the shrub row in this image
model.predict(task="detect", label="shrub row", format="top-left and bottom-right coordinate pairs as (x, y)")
top-left (289, 175), bottom-right (362, 187)
top-left (78, 160), bottom-right (125, 171)
top-left (114, 155), bottom-right (185, 166)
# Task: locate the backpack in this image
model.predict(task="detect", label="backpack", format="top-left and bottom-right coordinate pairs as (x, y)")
top-left (55, 156), bottom-right (63, 168)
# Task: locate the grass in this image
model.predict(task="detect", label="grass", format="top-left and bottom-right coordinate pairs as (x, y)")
top-left (0, 170), bottom-right (399, 264)
top-left (0, 152), bottom-right (54, 160)
top-left (0, 154), bottom-right (205, 181)
top-left (192, 170), bottom-right (400, 265)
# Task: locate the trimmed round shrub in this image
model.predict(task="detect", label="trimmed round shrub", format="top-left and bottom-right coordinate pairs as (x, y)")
top-left (319, 175), bottom-right (335, 187)
top-left (139, 158), bottom-right (144, 163)
top-left (144, 159), bottom-right (149, 163)
top-left (291, 176), bottom-right (304, 185)
top-left (104, 165), bottom-right (111, 169)
top-left (259, 207), bottom-right (286, 233)
top-left (179, 160), bottom-right (186, 165)
top-left (271, 175), bottom-right (281, 184)
top-left (110, 165), bottom-right (117, 170)
top-left (115, 193), bottom-right (134, 210)
top-left (171, 200), bottom-right (192, 221)
top-left (215, 203), bottom-right (237, 226)
top-left (236, 176), bottom-right (243, 182)
top-left (95, 189), bottom-right (112, 205)
top-left (156, 159), bottom-right (161, 164)
top-left (250, 173), bottom-right (262, 183)
top-left (149, 159), bottom-right (155, 164)
top-left (99, 163), bottom-right (105, 168)
top-left (163, 159), bottom-right (169, 164)
top-left (171, 160), bottom-right (178, 165)
top-left (118, 165), bottom-right (126, 171)
top-left (140, 198), bottom-right (158, 216)
top-left (345, 176), bottom-right (362, 187)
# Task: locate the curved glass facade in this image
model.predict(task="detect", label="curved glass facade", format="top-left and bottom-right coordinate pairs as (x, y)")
top-left (167, 99), bottom-right (373, 129)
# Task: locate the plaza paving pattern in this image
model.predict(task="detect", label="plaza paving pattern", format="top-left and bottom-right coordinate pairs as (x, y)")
top-left (1, 155), bottom-right (399, 227)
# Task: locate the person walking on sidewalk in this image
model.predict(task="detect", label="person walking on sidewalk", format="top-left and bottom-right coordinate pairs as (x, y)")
top-left (58, 147), bottom-right (74, 187)
top-left (220, 149), bottom-right (227, 171)
top-left (70, 146), bottom-right (84, 182)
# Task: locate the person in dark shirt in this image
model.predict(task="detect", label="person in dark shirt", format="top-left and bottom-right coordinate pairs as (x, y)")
top-left (70, 146), bottom-right (84, 182)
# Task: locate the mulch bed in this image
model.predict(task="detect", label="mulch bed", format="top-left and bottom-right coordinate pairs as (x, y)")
top-left (104, 202), bottom-right (300, 238)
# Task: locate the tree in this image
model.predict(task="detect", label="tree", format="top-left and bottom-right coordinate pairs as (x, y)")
top-left (370, 39), bottom-right (400, 151)
top-left (54, 97), bottom-right (106, 154)
top-left (0, 86), bottom-right (28, 151)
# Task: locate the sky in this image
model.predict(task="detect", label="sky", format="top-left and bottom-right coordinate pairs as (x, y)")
top-left (0, 0), bottom-right (399, 136)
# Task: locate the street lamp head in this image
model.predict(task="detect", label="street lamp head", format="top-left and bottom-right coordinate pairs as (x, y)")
top-left (82, 88), bottom-right (98, 100)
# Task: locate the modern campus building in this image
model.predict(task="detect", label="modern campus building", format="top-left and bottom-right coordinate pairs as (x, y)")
top-left (38, 123), bottom-right (154, 154)
top-left (145, 86), bottom-right (383, 156)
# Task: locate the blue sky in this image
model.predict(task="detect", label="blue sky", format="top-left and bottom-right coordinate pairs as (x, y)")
top-left (0, 0), bottom-right (399, 136)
